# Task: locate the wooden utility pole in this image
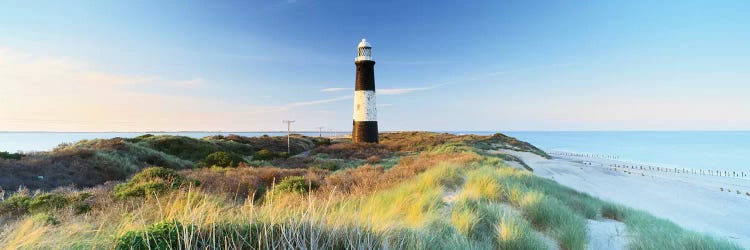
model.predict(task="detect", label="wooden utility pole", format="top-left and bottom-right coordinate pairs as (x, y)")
top-left (282, 120), bottom-right (295, 155)
top-left (316, 126), bottom-right (324, 138)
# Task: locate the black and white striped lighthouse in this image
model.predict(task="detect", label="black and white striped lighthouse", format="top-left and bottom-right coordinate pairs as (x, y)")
top-left (352, 38), bottom-right (379, 143)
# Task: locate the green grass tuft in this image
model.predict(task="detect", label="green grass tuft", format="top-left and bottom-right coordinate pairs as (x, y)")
top-left (114, 167), bottom-right (199, 198)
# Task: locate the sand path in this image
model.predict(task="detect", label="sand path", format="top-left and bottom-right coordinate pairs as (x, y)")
top-left (495, 149), bottom-right (750, 248)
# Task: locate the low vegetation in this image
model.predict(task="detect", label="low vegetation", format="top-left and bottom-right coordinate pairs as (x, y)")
top-left (0, 151), bottom-right (24, 160)
top-left (0, 134), bottom-right (318, 190)
top-left (0, 132), bottom-right (741, 249)
top-left (113, 167), bottom-right (199, 198)
top-left (197, 151), bottom-right (246, 168)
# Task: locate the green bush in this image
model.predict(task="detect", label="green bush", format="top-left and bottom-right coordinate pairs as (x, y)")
top-left (32, 212), bottom-right (60, 225)
top-left (252, 149), bottom-right (287, 161)
top-left (71, 192), bottom-right (93, 214)
top-left (0, 193), bottom-right (31, 215)
top-left (135, 135), bottom-right (252, 162)
top-left (114, 167), bottom-right (199, 198)
top-left (29, 193), bottom-right (69, 213)
top-left (0, 151), bottom-right (24, 160)
top-left (197, 151), bottom-right (245, 168)
top-left (274, 176), bottom-right (316, 194)
top-left (115, 220), bottom-right (195, 250)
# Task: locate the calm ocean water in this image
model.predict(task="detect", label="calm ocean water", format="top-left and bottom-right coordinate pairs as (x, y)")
top-left (503, 131), bottom-right (750, 172)
top-left (1, 131), bottom-right (748, 172)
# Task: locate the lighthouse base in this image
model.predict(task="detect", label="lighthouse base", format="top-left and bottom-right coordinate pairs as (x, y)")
top-left (353, 121), bottom-right (379, 143)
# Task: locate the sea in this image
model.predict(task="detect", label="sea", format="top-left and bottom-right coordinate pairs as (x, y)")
top-left (1, 131), bottom-right (749, 172)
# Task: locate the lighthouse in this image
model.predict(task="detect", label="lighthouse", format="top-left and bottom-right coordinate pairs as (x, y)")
top-left (352, 38), bottom-right (379, 143)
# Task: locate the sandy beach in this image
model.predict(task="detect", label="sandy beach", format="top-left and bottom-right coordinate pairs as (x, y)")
top-left (497, 149), bottom-right (750, 248)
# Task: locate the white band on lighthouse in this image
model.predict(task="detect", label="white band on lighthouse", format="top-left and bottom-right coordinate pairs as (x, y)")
top-left (353, 90), bottom-right (377, 121)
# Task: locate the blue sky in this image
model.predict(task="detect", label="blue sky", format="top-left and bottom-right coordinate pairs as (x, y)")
top-left (1, 0), bottom-right (749, 131)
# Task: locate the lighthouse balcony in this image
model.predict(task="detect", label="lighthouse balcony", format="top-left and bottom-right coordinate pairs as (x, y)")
top-left (355, 55), bottom-right (372, 62)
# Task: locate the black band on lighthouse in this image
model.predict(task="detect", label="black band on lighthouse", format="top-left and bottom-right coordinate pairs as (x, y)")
top-left (353, 121), bottom-right (379, 143)
top-left (355, 61), bottom-right (376, 91)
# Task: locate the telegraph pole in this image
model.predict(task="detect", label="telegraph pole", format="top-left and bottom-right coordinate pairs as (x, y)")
top-left (282, 120), bottom-right (295, 155)
top-left (316, 126), bottom-right (324, 138)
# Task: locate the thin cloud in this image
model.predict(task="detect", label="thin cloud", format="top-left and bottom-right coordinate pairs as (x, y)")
top-left (321, 87), bottom-right (349, 92)
top-left (280, 83), bottom-right (446, 111)
top-left (379, 87), bottom-right (430, 95)
top-left (285, 95), bottom-right (352, 108)
top-left (159, 78), bottom-right (205, 88)
top-left (380, 83), bottom-right (447, 95)
top-left (0, 47), bottom-right (248, 131)
top-left (322, 83), bottom-right (444, 96)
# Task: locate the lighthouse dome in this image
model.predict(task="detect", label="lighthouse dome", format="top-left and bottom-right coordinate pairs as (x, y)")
top-left (358, 38), bottom-right (371, 48)
top-left (356, 38), bottom-right (373, 62)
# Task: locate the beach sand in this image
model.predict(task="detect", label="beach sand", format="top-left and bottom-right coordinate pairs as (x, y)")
top-left (495, 149), bottom-right (750, 248)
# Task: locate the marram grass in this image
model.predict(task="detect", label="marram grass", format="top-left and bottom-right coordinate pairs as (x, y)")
top-left (1, 153), bottom-right (743, 249)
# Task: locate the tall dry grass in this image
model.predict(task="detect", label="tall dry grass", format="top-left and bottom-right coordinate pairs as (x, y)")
top-left (1, 133), bottom-right (744, 249)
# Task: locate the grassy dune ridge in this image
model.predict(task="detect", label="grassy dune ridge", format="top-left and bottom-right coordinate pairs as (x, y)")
top-left (0, 132), bottom-right (741, 249)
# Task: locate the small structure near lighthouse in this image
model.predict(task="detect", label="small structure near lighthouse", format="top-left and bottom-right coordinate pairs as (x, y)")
top-left (352, 38), bottom-right (379, 143)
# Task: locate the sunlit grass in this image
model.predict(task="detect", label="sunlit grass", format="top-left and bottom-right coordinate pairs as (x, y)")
top-left (1, 146), bottom-right (744, 249)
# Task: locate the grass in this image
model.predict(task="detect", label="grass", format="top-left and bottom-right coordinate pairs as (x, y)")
top-left (609, 205), bottom-right (742, 250)
top-left (0, 132), bottom-right (743, 249)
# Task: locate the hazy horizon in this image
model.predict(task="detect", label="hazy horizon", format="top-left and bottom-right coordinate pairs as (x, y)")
top-left (3, 129), bottom-right (750, 133)
top-left (2, 1), bottom-right (749, 132)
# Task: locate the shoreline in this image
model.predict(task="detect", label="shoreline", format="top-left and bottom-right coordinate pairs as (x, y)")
top-left (497, 149), bottom-right (750, 248)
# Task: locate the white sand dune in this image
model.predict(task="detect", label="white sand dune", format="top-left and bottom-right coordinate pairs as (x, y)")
top-left (496, 149), bottom-right (750, 248)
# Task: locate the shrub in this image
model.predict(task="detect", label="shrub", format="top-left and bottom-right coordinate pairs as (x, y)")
top-left (197, 151), bottom-right (245, 168)
top-left (71, 192), bottom-right (93, 214)
top-left (0, 193), bottom-right (31, 215)
top-left (311, 143), bottom-right (392, 159)
top-left (31, 212), bottom-right (61, 225)
top-left (29, 193), bottom-right (69, 213)
top-left (208, 134), bottom-right (317, 155)
top-left (0, 151), bottom-right (24, 160)
top-left (310, 161), bottom-right (339, 171)
top-left (253, 149), bottom-right (285, 161)
top-left (135, 135), bottom-right (252, 161)
top-left (183, 167), bottom-right (320, 200)
top-left (380, 132), bottom-right (467, 152)
top-left (274, 176), bottom-right (316, 194)
top-left (114, 167), bottom-right (198, 198)
top-left (115, 220), bottom-right (195, 250)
